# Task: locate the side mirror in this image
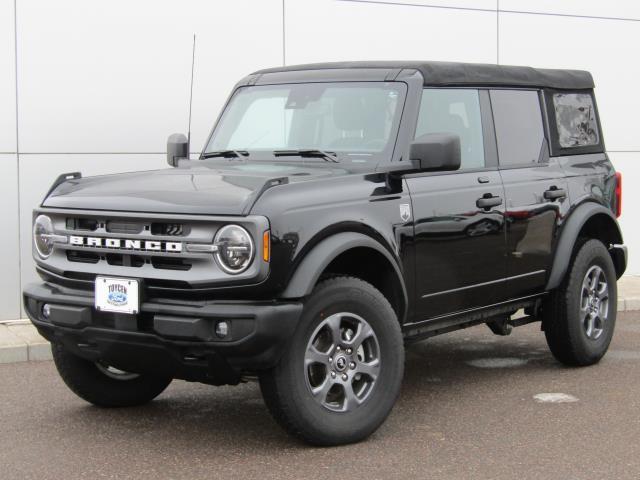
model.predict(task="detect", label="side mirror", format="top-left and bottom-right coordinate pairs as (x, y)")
top-left (409, 132), bottom-right (461, 172)
top-left (167, 133), bottom-right (189, 167)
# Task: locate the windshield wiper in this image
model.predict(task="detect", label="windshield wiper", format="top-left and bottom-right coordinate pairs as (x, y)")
top-left (273, 149), bottom-right (340, 163)
top-left (201, 150), bottom-right (250, 159)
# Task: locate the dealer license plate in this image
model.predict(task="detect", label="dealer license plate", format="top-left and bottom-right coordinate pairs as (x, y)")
top-left (95, 276), bottom-right (140, 315)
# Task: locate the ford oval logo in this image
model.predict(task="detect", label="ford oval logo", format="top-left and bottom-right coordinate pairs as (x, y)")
top-left (108, 291), bottom-right (128, 306)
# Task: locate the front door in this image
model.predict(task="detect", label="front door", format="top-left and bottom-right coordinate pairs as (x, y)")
top-left (406, 88), bottom-right (508, 320)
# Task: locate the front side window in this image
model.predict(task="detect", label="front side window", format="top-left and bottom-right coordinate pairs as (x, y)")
top-left (415, 89), bottom-right (485, 170)
top-left (491, 90), bottom-right (544, 166)
top-left (553, 93), bottom-right (599, 148)
top-left (205, 82), bottom-right (406, 164)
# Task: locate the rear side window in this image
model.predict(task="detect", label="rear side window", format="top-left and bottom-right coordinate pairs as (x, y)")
top-left (552, 93), bottom-right (599, 148)
top-left (490, 90), bottom-right (544, 167)
top-left (415, 89), bottom-right (485, 169)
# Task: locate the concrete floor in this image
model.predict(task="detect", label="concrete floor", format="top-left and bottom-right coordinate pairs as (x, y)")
top-left (1, 312), bottom-right (640, 480)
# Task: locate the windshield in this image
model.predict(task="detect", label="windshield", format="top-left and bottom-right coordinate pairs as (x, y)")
top-left (204, 82), bottom-right (407, 165)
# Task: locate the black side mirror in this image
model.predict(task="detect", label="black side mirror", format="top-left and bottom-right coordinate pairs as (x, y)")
top-left (409, 132), bottom-right (461, 172)
top-left (167, 133), bottom-right (189, 167)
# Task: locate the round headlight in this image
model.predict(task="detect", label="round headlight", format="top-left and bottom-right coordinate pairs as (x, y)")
top-left (33, 215), bottom-right (55, 259)
top-left (214, 225), bottom-right (254, 274)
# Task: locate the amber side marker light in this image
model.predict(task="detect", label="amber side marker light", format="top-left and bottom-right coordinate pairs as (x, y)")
top-left (615, 171), bottom-right (622, 218)
top-left (263, 231), bottom-right (270, 262)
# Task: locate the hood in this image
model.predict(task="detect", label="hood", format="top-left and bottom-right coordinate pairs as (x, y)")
top-left (43, 161), bottom-right (347, 215)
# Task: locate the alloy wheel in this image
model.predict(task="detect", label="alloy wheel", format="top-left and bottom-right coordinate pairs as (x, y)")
top-left (304, 312), bottom-right (381, 412)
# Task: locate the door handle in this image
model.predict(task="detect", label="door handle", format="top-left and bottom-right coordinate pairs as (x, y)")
top-left (476, 194), bottom-right (503, 209)
top-left (543, 187), bottom-right (567, 201)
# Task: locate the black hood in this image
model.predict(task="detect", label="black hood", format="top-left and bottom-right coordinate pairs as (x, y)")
top-left (43, 161), bottom-right (347, 215)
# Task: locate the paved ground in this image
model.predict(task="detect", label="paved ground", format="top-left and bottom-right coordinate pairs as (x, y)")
top-left (2, 312), bottom-right (640, 480)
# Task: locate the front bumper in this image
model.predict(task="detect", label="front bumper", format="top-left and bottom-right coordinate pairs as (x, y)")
top-left (23, 282), bottom-right (303, 384)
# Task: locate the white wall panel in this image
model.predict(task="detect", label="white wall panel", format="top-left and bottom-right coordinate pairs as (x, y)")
top-left (0, 155), bottom-right (20, 320)
top-left (285, 0), bottom-right (497, 65)
top-left (18, 154), bottom-right (166, 314)
top-left (17, 0), bottom-right (283, 155)
top-left (499, 12), bottom-right (640, 152)
top-left (349, 0), bottom-right (496, 11)
top-left (0, 0), bottom-right (16, 152)
top-left (501, 0), bottom-right (640, 20)
top-left (610, 152), bottom-right (639, 275)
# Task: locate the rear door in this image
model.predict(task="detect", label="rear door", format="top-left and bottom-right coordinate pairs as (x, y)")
top-left (406, 89), bottom-right (508, 320)
top-left (490, 89), bottom-right (569, 298)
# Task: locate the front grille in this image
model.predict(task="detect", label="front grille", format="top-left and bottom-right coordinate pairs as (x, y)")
top-left (106, 253), bottom-right (145, 268)
top-left (36, 209), bottom-right (269, 291)
top-left (151, 256), bottom-right (191, 271)
top-left (67, 250), bottom-right (99, 264)
top-left (106, 221), bottom-right (144, 234)
top-left (66, 217), bottom-right (98, 231)
top-left (151, 222), bottom-right (185, 236)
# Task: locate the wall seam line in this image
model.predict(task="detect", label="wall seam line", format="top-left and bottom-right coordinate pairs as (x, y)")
top-left (496, 0), bottom-right (499, 64)
top-left (13, 0), bottom-right (22, 319)
top-left (337, 0), bottom-right (640, 23)
top-left (282, 0), bottom-right (286, 66)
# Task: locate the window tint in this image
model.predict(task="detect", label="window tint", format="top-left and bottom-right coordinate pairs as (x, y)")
top-left (553, 93), bottom-right (599, 147)
top-left (415, 89), bottom-right (485, 169)
top-left (490, 90), bottom-right (544, 166)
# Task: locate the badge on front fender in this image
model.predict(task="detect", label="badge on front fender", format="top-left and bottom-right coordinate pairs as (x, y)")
top-left (399, 204), bottom-right (411, 222)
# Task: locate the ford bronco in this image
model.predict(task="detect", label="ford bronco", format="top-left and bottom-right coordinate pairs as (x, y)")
top-left (24, 61), bottom-right (627, 446)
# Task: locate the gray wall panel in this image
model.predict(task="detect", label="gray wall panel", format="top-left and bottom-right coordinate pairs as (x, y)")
top-left (0, 0), bottom-right (16, 152)
top-left (0, 154), bottom-right (20, 320)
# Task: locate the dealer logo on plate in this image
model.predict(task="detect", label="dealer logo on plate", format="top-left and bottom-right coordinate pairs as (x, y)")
top-left (107, 283), bottom-right (128, 307)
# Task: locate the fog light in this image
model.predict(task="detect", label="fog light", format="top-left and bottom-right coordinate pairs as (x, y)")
top-left (42, 304), bottom-right (51, 319)
top-left (215, 321), bottom-right (229, 338)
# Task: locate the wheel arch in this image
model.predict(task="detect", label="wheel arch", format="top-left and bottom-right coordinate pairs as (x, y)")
top-left (546, 202), bottom-right (625, 290)
top-left (280, 232), bottom-right (408, 323)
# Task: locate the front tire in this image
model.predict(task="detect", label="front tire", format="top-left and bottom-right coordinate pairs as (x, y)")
top-left (543, 239), bottom-right (617, 366)
top-left (52, 343), bottom-right (172, 407)
top-left (259, 276), bottom-right (404, 446)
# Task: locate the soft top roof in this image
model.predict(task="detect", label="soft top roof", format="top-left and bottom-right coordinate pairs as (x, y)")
top-left (253, 61), bottom-right (594, 90)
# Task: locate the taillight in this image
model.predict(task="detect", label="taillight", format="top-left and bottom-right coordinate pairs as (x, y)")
top-left (615, 171), bottom-right (622, 218)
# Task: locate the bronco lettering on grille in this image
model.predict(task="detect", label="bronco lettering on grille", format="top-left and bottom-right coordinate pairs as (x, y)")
top-left (69, 235), bottom-right (182, 252)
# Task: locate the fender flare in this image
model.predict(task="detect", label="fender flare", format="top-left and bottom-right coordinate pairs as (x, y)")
top-left (546, 202), bottom-right (623, 290)
top-left (280, 232), bottom-right (408, 316)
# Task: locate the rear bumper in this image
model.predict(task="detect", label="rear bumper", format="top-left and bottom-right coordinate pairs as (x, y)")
top-left (23, 282), bottom-right (303, 384)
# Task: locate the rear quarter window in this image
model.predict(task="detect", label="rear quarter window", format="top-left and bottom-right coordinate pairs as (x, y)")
top-left (545, 90), bottom-right (603, 155)
top-left (553, 93), bottom-right (599, 147)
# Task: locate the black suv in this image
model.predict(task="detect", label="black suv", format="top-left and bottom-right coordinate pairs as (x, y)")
top-left (24, 61), bottom-right (627, 446)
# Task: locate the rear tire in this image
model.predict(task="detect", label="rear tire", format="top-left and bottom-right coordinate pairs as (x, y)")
top-left (543, 239), bottom-right (617, 366)
top-left (259, 276), bottom-right (404, 446)
top-left (52, 343), bottom-right (172, 407)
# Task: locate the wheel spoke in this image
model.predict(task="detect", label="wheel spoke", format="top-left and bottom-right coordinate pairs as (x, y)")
top-left (311, 377), bottom-right (333, 401)
top-left (305, 345), bottom-right (329, 366)
top-left (357, 358), bottom-right (380, 380)
top-left (585, 313), bottom-right (595, 338)
top-left (345, 322), bottom-right (374, 350)
top-left (580, 295), bottom-right (589, 313)
top-left (597, 282), bottom-right (609, 300)
top-left (325, 314), bottom-right (343, 344)
top-left (342, 381), bottom-right (362, 411)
